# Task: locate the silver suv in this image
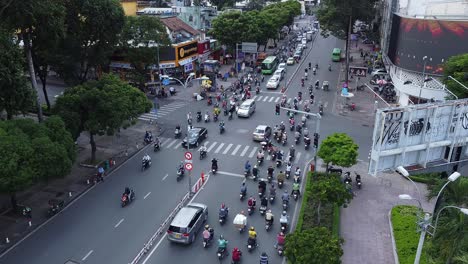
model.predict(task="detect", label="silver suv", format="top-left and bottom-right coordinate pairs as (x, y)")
top-left (167, 203), bottom-right (208, 244)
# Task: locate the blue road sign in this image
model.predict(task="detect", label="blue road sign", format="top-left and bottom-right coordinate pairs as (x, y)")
top-left (162, 78), bottom-right (170, 86)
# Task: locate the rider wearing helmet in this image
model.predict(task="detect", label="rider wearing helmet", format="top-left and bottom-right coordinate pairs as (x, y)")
top-left (219, 203), bottom-right (229, 217)
top-left (218, 235), bottom-right (228, 250)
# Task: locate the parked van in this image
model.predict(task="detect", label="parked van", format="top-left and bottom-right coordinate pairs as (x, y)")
top-left (237, 99), bottom-right (256, 117)
top-left (167, 203), bottom-right (208, 244)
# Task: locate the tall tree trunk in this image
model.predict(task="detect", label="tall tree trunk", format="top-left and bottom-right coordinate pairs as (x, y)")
top-left (317, 200), bottom-right (321, 225)
top-left (39, 76), bottom-right (51, 110)
top-left (24, 32), bottom-right (43, 122)
top-left (90, 132), bottom-right (97, 162)
top-left (344, 15), bottom-right (352, 87)
top-left (10, 193), bottom-right (17, 211)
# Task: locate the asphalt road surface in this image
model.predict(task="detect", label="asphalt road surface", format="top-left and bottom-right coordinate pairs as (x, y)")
top-left (0, 16), bottom-right (374, 264)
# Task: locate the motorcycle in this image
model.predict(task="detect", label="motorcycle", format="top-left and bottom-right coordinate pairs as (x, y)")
top-left (304, 138), bottom-right (310, 150)
top-left (282, 137), bottom-right (287, 146)
top-left (293, 190), bottom-right (299, 201)
top-left (174, 128), bottom-right (181, 139)
top-left (204, 114), bottom-right (210, 123)
top-left (269, 194), bottom-right (275, 203)
top-left (200, 150), bottom-right (207, 160)
top-left (281, 223), bottom-right (288, 233)
top-left (276, 159), bottom-right (282, 168)
top-left (290, 124), bottom-right (295, 131)
top-left (356, 173), bottom-right (362, 189)
top-left (217, 248), bottom-right (228, 260)
top-left (142, 159), bottom-right (151, 171)
top-left (244, 168), bottom-right (251, 177)
top-left (267, 174), bottom-right (273, 183)
top-left (153, 142), bottom-right (160, 152)
top-left (247, 238), bottom-right (257, 252)
top-left (240, 190), bottom-right (246, 200)
top-left (257, 156), bottom-right (264, 166)
top-left (228, 111), bottom-right (233, 120)
top-left (121, 191), bottom-right (134, 207)
top-left (47, 199), bottom-right (64, 217)
top-left (286, 170), bottom-right (291, 179)
top-left (259, 205), bottom-right (267, 215)
top-left (219, 211), bottom-right (228, 225)
top-left (265, 220), bottom-right (273, 231)
top-left (219, 124), bottom-right (225, 134)
top-left (176, 167), bottom-right (185, 181)
top-left (328, 64), bottom-right (332, 71)
top-left (212, 164), bottom-right (218, 174)
top-left (256, 87), bottom-right (260, 94)
top-left (213, 114), bottom-right (219, 122)
top-left (282, 200), bottom-right (289, 211)
top-left (197, 113), bottom-right (202, 122)
top-left (295, 136), bottom-right (300, 145)
top-left (277, 244), bottom-right (285, 256)
top-left (319, 106), bottom-right (323, 116)
top-left (248, 205), bottom-right (255, 215)
top-left (278, 180), bottom-right (284, 189)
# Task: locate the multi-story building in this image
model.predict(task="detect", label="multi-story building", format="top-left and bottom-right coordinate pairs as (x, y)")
top-left (380, 0), bottom-right (468, 106)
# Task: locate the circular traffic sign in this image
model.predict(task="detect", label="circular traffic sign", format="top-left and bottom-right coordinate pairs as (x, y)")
top-left (184, 163), bottom-right (193, 171)
top-left (184, 151), bottom-right (192, 160)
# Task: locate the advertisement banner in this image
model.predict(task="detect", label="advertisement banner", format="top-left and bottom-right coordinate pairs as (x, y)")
top-left (387, 14), bottom-right (468, 74)
top-left (198, 40), bottom-right (211, 54)
top-left (176, 41), bottom-right (198, 61)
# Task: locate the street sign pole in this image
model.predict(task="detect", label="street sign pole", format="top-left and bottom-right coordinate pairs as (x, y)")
top-left (281, 107), bottom-right (321, 174)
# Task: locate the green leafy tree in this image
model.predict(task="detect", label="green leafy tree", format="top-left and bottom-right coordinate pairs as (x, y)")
top-left (0, 0), bottom-right (66, 121)
top-left (0, 29), bottom-right (35, 120)
top-left (317, 132), bottom-right (359, 168)
top-left (443, 53), bottom-right (468, 99)
top-left (208, 0), bottom-right (236, 10)
top-left (120, 16), bottom-right (170, 90)
top-left (56, 0), bottom-right (125, 85)
top-left (309, 173), bottom-right (353, 224)
top-left (316, 0), bottom-right (377, 82)
top-left (0, 118), bottom-right (75, 209)
top-left (285, 227), bottom-right (343, 264)
top-left (54, 74), bottom-right (152, 161)
top-left (209, 11), bottom-right (245, 50)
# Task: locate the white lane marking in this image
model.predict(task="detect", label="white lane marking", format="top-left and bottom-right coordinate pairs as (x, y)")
top-left (231, 145), bottom-right (242, 155)
top-left (275, 97), bottom-right (281, 103)
top-left (324, 101), bottom-right (328, 108)
top-left (162, 174), bottom-right (169, 181)
top-left (287, 98), bottom-right (291, 104)
top-left (82, 250), bottom-right (94, 261)
top-left (252, 96), bottom-right (257, 100)
top-left (240, 146), bottom-right (250, 157)
top-left (114, 218), bottom-right (124, 228)
top-left (214, 143), bottom-right (225, 154)
top-left (217, 171), bottom-right (244, 178)
top-left (248, 147), bottom-right (258, 158)
top-left (261, 91), bottom-right (282, 94)
top-left (165, 139), bottom-right (177, 149)
top-left (161, 138), bottom-right (171, 146)
top-left (268, 97), bottom-right (275, 102)
top-left (256, 96), bottom-right (263, 101)
top-left (266, 155), bottom-right (272, 161)
top-left (144, 192), bottom-right (151, 199)
top-left (305, 153), bottom-right (311, 161)
top-left (295, 152), bottom-right (302, 164)
top-left (222, 143), bottom-right (233, 154)
top-left (141, 169), bottom-right (213, 264)
top-left (173, 142), bottom-right (182, 149)
top-left (262, 97), bottom-right (268, 102)
top-left (207, 142), bottom-right (217, 152)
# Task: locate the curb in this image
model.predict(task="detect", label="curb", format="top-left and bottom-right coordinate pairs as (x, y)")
top-left (0, 138), bottom-right (153, 257)
top-left (388, 209), bottom-right (400, 264)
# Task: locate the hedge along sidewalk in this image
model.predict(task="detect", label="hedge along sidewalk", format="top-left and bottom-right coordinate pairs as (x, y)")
top-left (391, 205), bottom-right (429, 264)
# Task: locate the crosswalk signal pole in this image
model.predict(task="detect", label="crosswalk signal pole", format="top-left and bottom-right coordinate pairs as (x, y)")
top-left (280, 107), bottom-right (320, 174)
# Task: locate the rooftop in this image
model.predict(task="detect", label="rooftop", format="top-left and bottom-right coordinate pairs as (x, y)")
top-left (160, 16), bottom-right (200, 36)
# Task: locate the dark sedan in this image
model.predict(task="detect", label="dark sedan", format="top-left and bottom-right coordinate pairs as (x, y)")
top-left (182, 127), bottom-right (208, 148)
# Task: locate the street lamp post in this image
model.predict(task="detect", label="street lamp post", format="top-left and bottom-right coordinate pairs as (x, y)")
top-left (163, 73), bottom-right (209, 196)
top-left (433, 205), bottom-right (468, 237)
top-left (433, 172), bottom-right (461, 214)
top-left (396, 166), bottom-right (423, 204)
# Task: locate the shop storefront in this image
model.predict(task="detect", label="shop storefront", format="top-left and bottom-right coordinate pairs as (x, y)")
top-left (173, 40), bottom-right (198, 79)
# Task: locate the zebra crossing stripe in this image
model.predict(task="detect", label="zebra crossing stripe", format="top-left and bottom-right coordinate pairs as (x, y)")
top-left (214, 143), bottom-right (225, 153)
top-left (207, 142), bottom-right (217, 152)
top-left (223, 144), bottom-right (233, 154)
top-left (240, 146), bottom-right (250, 157)
top-left (262, 97), bottom-right (268, 102)
top-left (174, 142), bottom-right (183, 149)
top-left (256, 96), bottom-right (263, 101)
top-left (268, 97), bottom-right (275, 102)
top-left (248, 147), bottom-right (258, 158)
top-left (275, 97), bottom-right (280, 103)
top-left (231, 145), bottom-right (241, 155)
top-left (161, 138), bottom-right (171, 146)
top-left (287, 98), bottom-right (291, 104)
top-left (266, 155), bottom-right (271, 161)
top-left (165, 139), bottom-right (177, 148)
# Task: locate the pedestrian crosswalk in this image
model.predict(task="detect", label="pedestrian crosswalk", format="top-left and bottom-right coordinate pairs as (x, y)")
top-left (138, 102), bottom-right (186, 122)
top-left (157, 137), bottom-right (312, 165)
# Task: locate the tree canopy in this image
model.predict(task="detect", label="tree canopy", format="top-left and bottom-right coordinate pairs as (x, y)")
top-left (317, 133), bottom-right (359, 167)
top-left (0, 29), bottom-right (35, 120)
top-left (0, 117), bottom-right (75, 207)
top-left (285, 227), bottom-right (343, 264)
top-left (443, 53), bottom-right (468, 99)
top-left (54, 74), bottom-right (152, 161)
top-left (120, 15), bottom-right (170, 90)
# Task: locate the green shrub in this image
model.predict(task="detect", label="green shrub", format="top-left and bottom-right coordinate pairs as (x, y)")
top-left (332, 204), bottom-right (340, 237)
top-left (391, 205), bottom-right (428, 264)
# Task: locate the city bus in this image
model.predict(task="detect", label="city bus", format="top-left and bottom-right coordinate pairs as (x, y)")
top-left (331, 48), bottom-right (341, 62)
top-left (261, 56), bottom-right (279, 75)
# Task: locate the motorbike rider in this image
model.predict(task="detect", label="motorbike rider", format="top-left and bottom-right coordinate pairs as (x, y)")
top-left (267, 166), bottom-right (274, 179)
top-left (294, 130), bottom-right (301, 142)
top-left (265, 209), bottom-right (274, 224)
top-left (303, 127), bottom-right (309, 137)
top-left (356, 173), bottom-right (361, 182)
top-left (294, 167), bottom-right (301, 182)
top-left (275, 104), bottom-right (280, 115)
top-left (279, 121), bottom-right (285, 132)
top-left (232, 247), bottom-right (242, 263)
top-left (275, 232), bottom-right (286, 248)
top-left (203, 224), bottom-right (214, 242)
top-left (218, 235), bottom-right (228, 252)
top-left (276, 150), bottom-right (283, 162)
top-left (211, 158), bottom-right (218, 171)
top-left (281, 131), bottom-right (288, 142)
top-left (258, 180), bottom-right (267, 194)
top-left (328, 64), bottom-right (332, 71)
top-left (245, 160), bottom-right (252, 175)
top-left (308, 62), bottom-right (311, 69)
top-left (252, 165), bottom-right (259, 178)
top-left (199, 145), bottom-right (207, 157)
top-left (260, 195), bottom-right (268, 207)
top-left (248, 226), bottom-right (257, 245)
top-left (315, 80), bottom-right (320, 88)
top-left (219, 120), bottom-right (225, 130)
top-left (289, 145), bottom-right (295, 158)
top-left (260, 252), bottom-right (269, 264)
top-left (257, 150), bottom-right (265, 162)
top-left (219, 203), bottom-right (229, 218)
top-left (153, 137), bottom-right (160, 148)
top-left (143, 153), bottom-right (151, 166)
top-left (248, 196), bottom-right (256, 208)
top-left (319, 104), bottom-right (324, 113)
top-left (269, 184), bottom-right (276, 196)
top-left (292, 182), bottom-right (301, 196)
top-left (304, 135), bottom-right (311, 146)
top-left (282, 190), bottom-right (290, 203)
top-left (280, 211), bottom-right (289, 228)
top-left (204, 111), bottom-right (210, 122)
top-left (286, 162), bottom-right (292, 176)
top-left (277, 171), bottom-right (286, 185)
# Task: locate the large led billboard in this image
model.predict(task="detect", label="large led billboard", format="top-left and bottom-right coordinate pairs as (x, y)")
top-left (387, 14), bottom-right (468, 74)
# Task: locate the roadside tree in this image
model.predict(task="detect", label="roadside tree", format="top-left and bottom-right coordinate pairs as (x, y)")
top-left (285, 227), bottom-right (343, 264)
top-left (120, 16), bottom-right (170, 91)
top-left (309, 173), bottom-right (353, 224)
top-left (54, 74), bottom-right (152, 162)
top-left (55, 0), bottom-right (125, 85)
top-left (210, 11), bottom-right (245, 51)
top-left (0, 29), bottom-right (35, 120)
top-left (443, 53), bottom-right (468, 99)
top-left (0, 118), bottom-right (75, 209)
top-left (317, 132), bottom-right (358, 168)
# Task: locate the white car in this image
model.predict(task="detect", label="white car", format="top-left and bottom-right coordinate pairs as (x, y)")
top-left (371, 68), bottom-right (388, 77)
top-left (266, 76), bottom-right (281, 89)
top-left (301, 38), bottom-right (307, 47)
top-left (286, 57), bottom-right (295, 65)
top-left (278, 63), bottom-right (286, 72)
top-left (273, 69), bottom-right (285, 80)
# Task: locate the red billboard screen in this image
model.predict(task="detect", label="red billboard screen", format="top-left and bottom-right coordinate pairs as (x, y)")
top-left (387, 14), bottom-right (468, 74)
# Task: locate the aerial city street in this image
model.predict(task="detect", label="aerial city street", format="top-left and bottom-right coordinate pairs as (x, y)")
top-left (1, 0), bottom-right (467, 264)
